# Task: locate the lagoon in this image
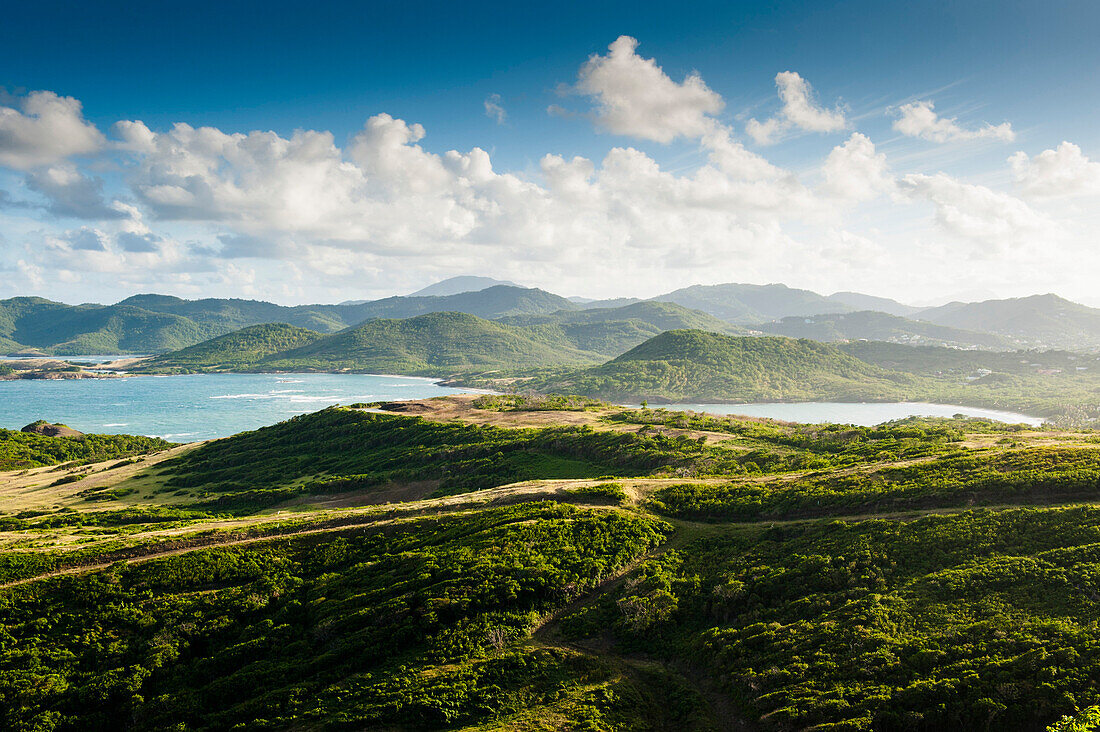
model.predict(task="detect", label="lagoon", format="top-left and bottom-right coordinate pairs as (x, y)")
top-left (659, 401), bottom-right (1044, 427)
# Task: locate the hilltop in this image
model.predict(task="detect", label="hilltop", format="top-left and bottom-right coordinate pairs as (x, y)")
top-left (9, 285), bottom-right (1100, 358)
top-left (260, 311), bottom-right (603, 374)
top-left (915, 293), bottom-right (1100, 350)
top-left (132, 323), bottom-right (324, 373)
top-left (652, 282), bottom-right (858, 324)
top-left (499, 300), bottom-right (746, 355)
top-left (407, 275), bottom-right (520, 297)
top-left (527, 330), bottom-right (916, 403)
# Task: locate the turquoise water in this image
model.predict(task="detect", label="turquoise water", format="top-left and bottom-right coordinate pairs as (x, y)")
top-left (0, 373), bottom-right (473, 440)
top-left (0, 374), bottom-right (1045, 441)
top-left (657, 401), bottom-right (1044, 427)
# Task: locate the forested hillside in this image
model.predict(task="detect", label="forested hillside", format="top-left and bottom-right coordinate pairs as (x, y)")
top-left (916, 294), bottom-right (1100, 350)
top-left (132, 323), bottom-right (324, 373)
top-left (528, 330), bottom-right (917, 402)
top-left (3, 397), bottom-right (1100, 730)
top-left (260, 312), bottom-right (603, 374)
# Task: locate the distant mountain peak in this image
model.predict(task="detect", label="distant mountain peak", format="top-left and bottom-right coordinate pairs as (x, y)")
top-left (408, 276), bottom-right (520, 298)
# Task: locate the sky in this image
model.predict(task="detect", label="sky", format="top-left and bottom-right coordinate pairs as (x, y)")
top-left (2, 0), bottom-right (1100, 306)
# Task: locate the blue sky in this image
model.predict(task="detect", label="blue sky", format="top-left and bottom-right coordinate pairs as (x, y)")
top-left (2, 0), bottom-right (1099, 305)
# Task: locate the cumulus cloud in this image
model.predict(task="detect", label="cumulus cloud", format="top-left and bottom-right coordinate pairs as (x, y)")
top-left (746, 72), bottom-right (847, 145)
top-left (821, 133), bottom-right (894, 201)
top-left (898, 172), bottom-right (1051, 250)
top-left (570, 35), bottom-right (724, 143)
top-left (893, 100), bottom-right (1015, 143)
top-left (483, 94), bottom-right (506, 124)
top-left (65, 228), bottom-right (109, 251)
top-left (1009, 141), bottom-right (1100, 197)
top-left (25, 165), bottom-right (125, 219)
top-left (0, 91), bottom-right (106, 169)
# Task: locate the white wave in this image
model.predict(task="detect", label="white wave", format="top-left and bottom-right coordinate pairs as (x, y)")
top-left (209, 393), bottom-right (274, 400)
top-left (103, 423), bottom-right (129, 427)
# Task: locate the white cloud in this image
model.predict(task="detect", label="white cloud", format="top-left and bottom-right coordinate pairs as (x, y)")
top-left (893, 100), bottom-right (1015, 143)
top-left (25, 164), bottom-right (124, 219)
top-left (1009, 141), bottom-right (1100, 197)
top-left (484, 94), bottom-right (506, 124)
top-left (747, 71), bottom-right (847, 145)
top-left (571, 35), bottom-right (724, 143)
top-left (0, 91), bottom-right (106, 169)
top-left (774, 72), bottom-right (847, 133)
top-left (898, 172), bottom-right (1051, 250)
top-left (821, 133), bottom-right (894, 201)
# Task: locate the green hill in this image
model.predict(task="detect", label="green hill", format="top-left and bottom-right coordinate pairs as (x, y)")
top-left (757, 310), bottom-right (1010, 349)
top-left (500, 301), bottom-right (746, 356)
top-left (653, 282), bottom-right (857, 324)
top-left (1, 287), bottom-right (583, 356)
top-left (529, 330), bottom-right (917, 402)
top-left (6, 402), bottom-right (1100, 730)
top-left (0, 298), bottom-right (222, 355)
top-left (131, 323), bottom-right (324, 373)
top-left (338, 285), bottom-right (577, 322)
top-left (260, 311), bottom-right (603, 375)
top-left (916, 294), bottom-right (1100, 351)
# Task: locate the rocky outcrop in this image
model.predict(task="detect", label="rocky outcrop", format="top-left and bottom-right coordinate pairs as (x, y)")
top-left (21, 421), bottom-right (84, 438)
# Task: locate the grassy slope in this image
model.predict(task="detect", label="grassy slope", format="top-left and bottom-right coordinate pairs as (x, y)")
top-left (4, 401), bottom-right (1100, 729)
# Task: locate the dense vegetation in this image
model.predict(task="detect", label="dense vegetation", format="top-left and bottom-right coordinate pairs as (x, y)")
top-left (0, 428), bottom-right (171, 470)
top-left (161, 407), bottom-right (649, 508)
top-left (260, 312), bottom-right (603, 374)
top-left (560, 506), bottom-right (1100, 730)
top-left (5, 397), bottom-right (1100, 729)
top-left (0, 503), bottom-right (682, 730)
top-left (528, 330), bottom-right (918, 403)
top-left (132, 323), bottom-right (323, 373)
top-left (648, 445), bottom-right (1100, 521)
top-left (0, 287), bottom-right (581, 355)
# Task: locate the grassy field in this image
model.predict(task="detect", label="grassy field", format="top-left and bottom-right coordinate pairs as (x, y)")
top-left (2, 396), bottom-right (1100, 730)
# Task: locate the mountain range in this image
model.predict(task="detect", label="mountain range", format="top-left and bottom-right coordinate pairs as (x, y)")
top-left (5, 276), bottom-right (1100, 356)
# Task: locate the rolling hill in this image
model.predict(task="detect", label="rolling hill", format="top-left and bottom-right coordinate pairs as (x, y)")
top-left (132, 323), bottom-right (325, 373)
top-left (260, 311), bottom-right (603, 374)
top-left (0, 298), bottom-right (222, 355)
top-left (651, 283), bottom-right (858, 324)
top-left (527, 330), bottom-right (917, 403)
top-left (915, 294), bottom-right (1100, 350)
top-left (499, 301), bottom-right (746, 355)
top-left (0, 287), bottom-right (582, 355)
top-left (756, 310), bottom-right (1010, 349)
